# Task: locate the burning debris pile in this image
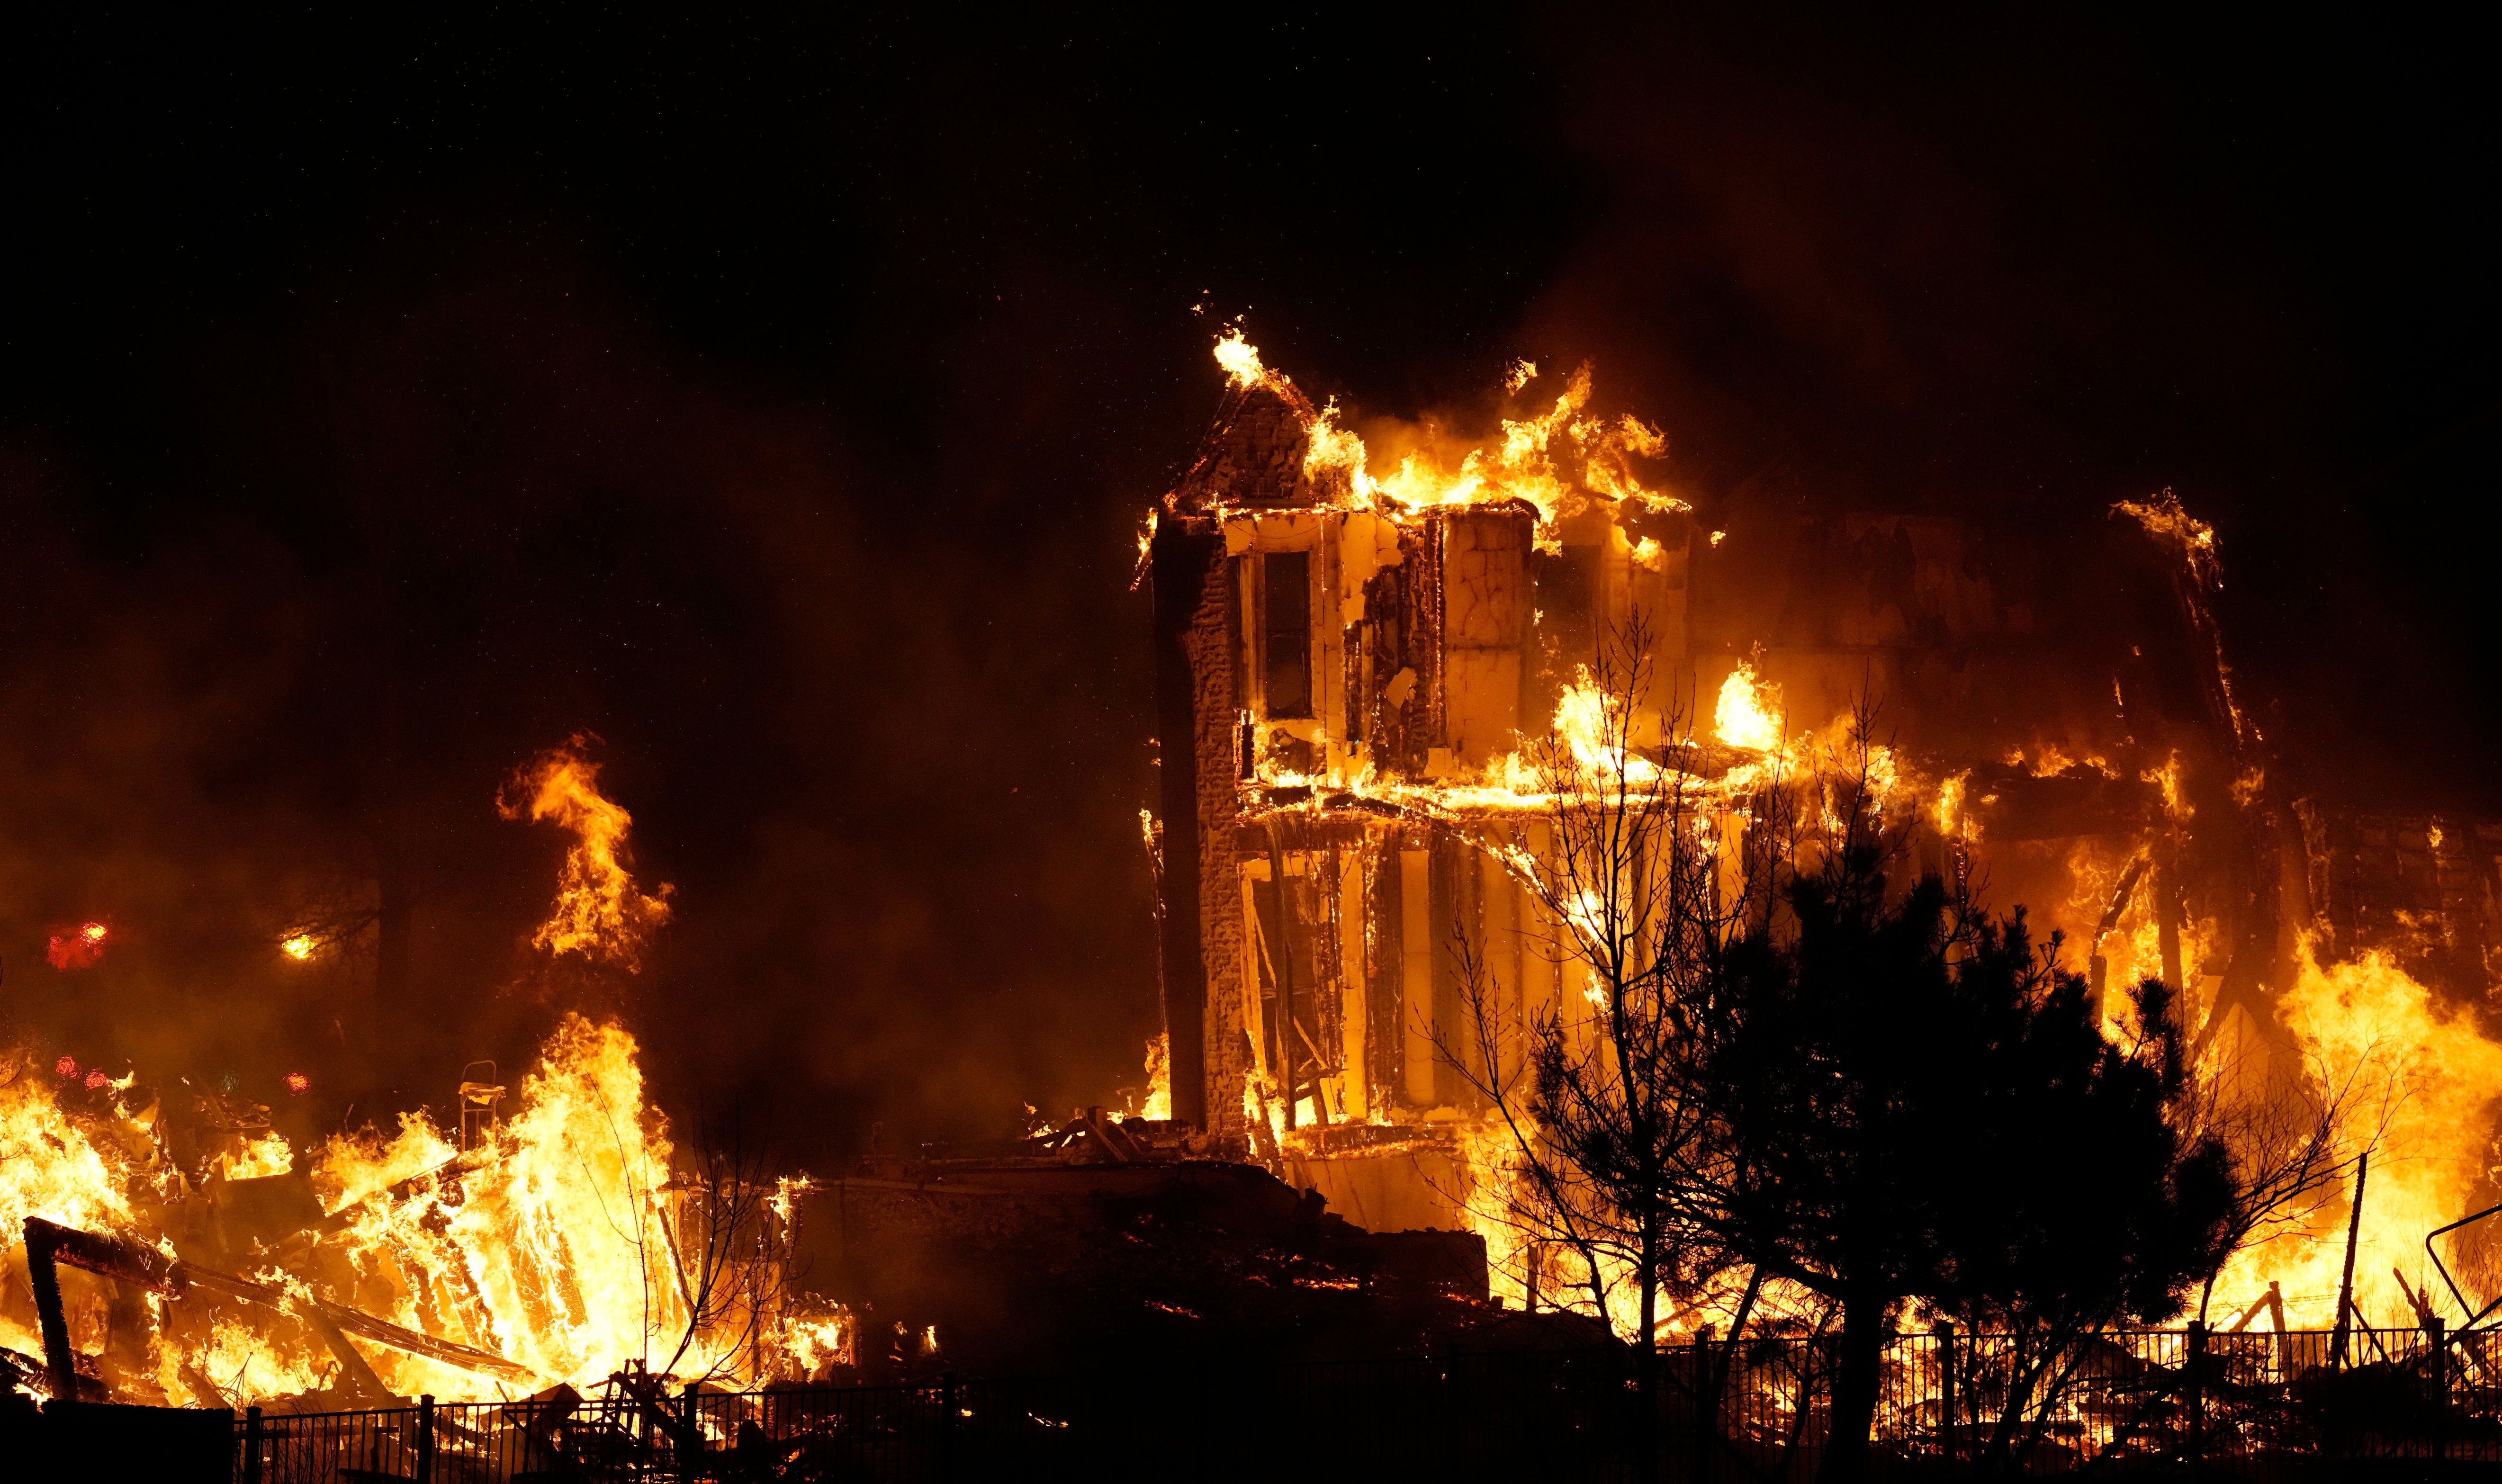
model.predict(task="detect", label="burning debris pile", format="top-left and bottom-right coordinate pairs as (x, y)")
top-left (0, 743), bottom-right (847, 1413)
top-left (812, 1109), bottom-right (1557, 1382)
top-left (1143, 329), bottom-right (2502, 1349)
top-left (0, 1016), bottom-right (848, 1411)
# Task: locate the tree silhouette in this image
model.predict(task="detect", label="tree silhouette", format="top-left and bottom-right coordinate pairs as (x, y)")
top-left (1436, 620), bottom-right (2254, 1482)
top-left (1701, 858), bottom-right (2236, 1478)
top-left (1432, 614), bottom-right (1736, 1360)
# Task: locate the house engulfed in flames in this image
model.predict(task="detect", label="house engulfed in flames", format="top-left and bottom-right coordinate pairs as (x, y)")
top-left (1143, 331), bottom-right (2502, 1332)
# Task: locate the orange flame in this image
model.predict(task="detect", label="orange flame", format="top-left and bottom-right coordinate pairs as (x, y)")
top-left (2210, 941), bottom-right (2502, 1328)
top-left (0, 1017), bottom-right (837, 1403)
top-left (1213, 331), bottom-right (1687, 538)
top-left (499, 737), bottom-right (673, 971)
top-left (1712, 661), bottom-right (1782, 751)
top-left (1213, 325), bottom-right (1267, 389)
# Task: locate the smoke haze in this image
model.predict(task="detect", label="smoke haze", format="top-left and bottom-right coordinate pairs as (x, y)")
top-left (1, 12), bottom-right (2490, 1160)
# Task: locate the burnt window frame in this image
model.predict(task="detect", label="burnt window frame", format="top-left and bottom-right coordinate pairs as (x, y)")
top-left (1261, 548), bottom-right (1314, 719)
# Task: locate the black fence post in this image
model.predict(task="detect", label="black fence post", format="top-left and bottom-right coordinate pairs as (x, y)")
top-left (2430, 1315), bottom-right (2449, 1413)
top-left (417, 1394), bottom-right (435, 1481)
top-left (2186, 1320), bottom-right (2207, 1467)
top-left (1693, 1324), bottom-right (1715, 1484)
top-left (243, 1404), bottom-right (263, 1484)
top-left (939, 1370), bottom-right (958, 1481)
top-left (1933, 1321), bottom-right (1956, 1462)
top-left (681, 1381), bottom-right (701, 1481)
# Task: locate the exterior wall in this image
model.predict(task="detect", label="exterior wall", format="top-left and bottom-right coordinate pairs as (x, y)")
top-left (1186, 539), bottom-right (1255, 1146)
top-left (1441, 509), bottom-right (1531, 769)
top-left (1151, 384), bottom-right (1715, 1138)
top-left (2296, 801), bottom-right (2502, 993)
top-left (1148, 515), bottom-right (1251, 1141)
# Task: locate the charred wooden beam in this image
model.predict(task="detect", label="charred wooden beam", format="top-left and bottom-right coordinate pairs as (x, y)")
top-left (1080, 1107), bottom-right (1143, 1162)
top-left (25, 1214), bottom-right (182, 1290)
top-left (2, 1340), bottom-right (106, 1403)
top-left (22, 1214), bottom-right (536, 1386)
top-left (507, 1382), bottom-right (582, 1473)
top-left (2087, 857), bottom-right (2147, 1019)
top-left (177, 1358), bottom-right (233, 1411)
top-left (21, 1216), bottom-right (152, 1399)
top-left (291, 1290), bottom-right (396, 1404)
top-left (183, 1266), bottom-right (539, 1383)
top-left (615, 1366), bottom-right (704, 1461)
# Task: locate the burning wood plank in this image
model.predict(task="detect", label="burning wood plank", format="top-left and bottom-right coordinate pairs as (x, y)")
top-left (21, 1216), bottom-right (538, 1399)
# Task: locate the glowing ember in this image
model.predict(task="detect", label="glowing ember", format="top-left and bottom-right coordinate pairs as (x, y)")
top-left (55, 1055), bottom-right (76, 1078)
top-left (280, 933), bottom-right (315, 960)
top-left (1140, 1032), bottom-right (1172, 1120)
top-left (46, 921), bottom-right (109, 970)
top-left (285, 1071), bottom-right (311, 1095)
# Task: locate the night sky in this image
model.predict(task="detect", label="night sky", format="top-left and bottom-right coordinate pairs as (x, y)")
top-left (3, 13), bottom-right (2492, 1162)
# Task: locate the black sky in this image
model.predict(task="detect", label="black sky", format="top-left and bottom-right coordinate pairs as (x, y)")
top-left (2, 11), bottom-right (2492, 1159)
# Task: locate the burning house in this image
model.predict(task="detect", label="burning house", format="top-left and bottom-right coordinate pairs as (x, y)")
top-left (1144, 331), bottom-right (2502, 1334)
top-left (8, 324), bottom-right (2502, 1465)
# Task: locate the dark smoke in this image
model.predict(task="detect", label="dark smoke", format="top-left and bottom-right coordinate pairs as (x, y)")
top-left (1509, 13), bottom-right (2497, 807)
top-left (1, 12), bottom-right (2490, 1162)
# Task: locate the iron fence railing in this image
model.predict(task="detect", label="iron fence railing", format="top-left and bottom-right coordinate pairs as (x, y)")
top-left (212, 1324), bottom-right (2502, 1481)
top-left (1680, 1321), bottom-right (2502, 1479)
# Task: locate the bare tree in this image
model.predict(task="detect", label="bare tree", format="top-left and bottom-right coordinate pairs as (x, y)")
top-left (651, 1110), bottom-right (792, 1389)
top-left (2183, 1038), bottom-right (2372, 1322)
top-left (1427, 613), bottom-right (1749, 1462)
top-left (1435, 619), bottom-right (2284, 1483)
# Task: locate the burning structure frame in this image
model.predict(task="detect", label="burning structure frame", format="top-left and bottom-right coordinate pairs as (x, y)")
top-left (1143, 337), bottom-right (2502, 1333)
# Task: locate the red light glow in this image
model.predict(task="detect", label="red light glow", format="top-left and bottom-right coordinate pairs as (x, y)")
top-left (46, 922), bottom-right (109, 971)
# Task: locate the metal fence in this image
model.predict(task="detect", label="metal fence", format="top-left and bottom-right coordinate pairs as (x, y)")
top-left (1686, 1321), bottom-right (2502, 1478)
top-left (220, 1324), bottom-right (2502, 1481)
top-left (229, 1375), bottom-right (1086, 1482)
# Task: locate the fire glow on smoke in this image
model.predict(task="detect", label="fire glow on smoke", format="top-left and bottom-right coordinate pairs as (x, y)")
top-left (7, 333), bottom-right (2500, 1407)
top-left (1194, 329), bottom-right (2502, 1340)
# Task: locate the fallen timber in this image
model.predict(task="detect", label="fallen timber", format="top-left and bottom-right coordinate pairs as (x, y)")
top-left (21, 1215), bottom-right (537, 1403)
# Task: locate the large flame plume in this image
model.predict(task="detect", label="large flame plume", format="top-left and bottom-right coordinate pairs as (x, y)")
top-left (2208, 942), bottom-right (2502, 1328)
top-left (0, 1019), bottom-right (841, 1404)
top-left (499, 735), bottom-right (674, 971)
